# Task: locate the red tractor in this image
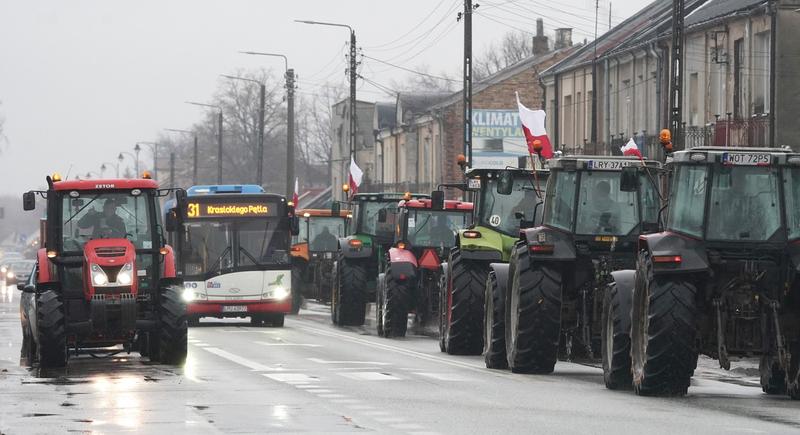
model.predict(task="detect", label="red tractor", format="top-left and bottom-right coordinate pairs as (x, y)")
top-left (20, 173), bottom-right (188, 368)
top-left (376, 194), bottom-right (473, 338)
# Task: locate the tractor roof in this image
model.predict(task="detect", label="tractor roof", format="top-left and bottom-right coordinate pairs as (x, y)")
top-left (398, 198), bottom-right (473, 211)
top-left (549, 155), bottom-right (661, 171)
top-left (673, 147), bottom-right (797, 165)
top-left (53, 178), bottom-right (159, 191)
top-left (465, 167), bottom-right (549, 178)
top-left (352, 192), bottom-right (429, 202)
top-left (298, 208), bottom-right (350, 218)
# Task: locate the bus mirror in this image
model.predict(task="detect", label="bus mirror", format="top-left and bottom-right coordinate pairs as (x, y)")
top-left (497, 171), bottom-right (514, 195)
top-left (291, 216), bottom-right (300, 236)
top-left (331, 201), bottom-right (341, 215)
top-left (431, 190), bottom-right (445, 211)
top-left (23, 192), bottom-right (35, 211)
top-left (378, 209), bottom-right (388, 223)
top-left (165, 209), bottom-right (178, 232)
top-left (175, 189), bottom-right (188, 208)
top-left (620, 167), bottom-right (640, 192)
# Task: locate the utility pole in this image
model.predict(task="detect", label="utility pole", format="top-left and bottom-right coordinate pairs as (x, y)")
top-left (193, 135), bottom-right (198, 185)
top-left (217, 111), bottom-right (223, 183)
top-left (286, 68), bottom-right (296, 199)
top-left (460, 1), bottom-right (475, 166)
top-left (591, 0), bottom-right (599, 154)
top-left (169, 152), bottom-right (176, 189)
top-left (258, 83), bottom-right (265, 187)
top-left (670, 0), bottom-right (685, 150)
top-left (348, 29), bottom-right (357, 166)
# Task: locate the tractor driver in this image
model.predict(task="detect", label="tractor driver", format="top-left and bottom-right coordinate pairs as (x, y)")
top-left (312, 226), bottom-right (339, 251)
top-left (590, 180), bottom-right (618, 234)
top-left (78, 199), bottom-right (127, 238)
top-left (428, 214), bottom-right (455, 247)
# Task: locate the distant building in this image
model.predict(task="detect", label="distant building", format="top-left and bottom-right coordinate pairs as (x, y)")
top-left (330, 99), bottom-right (382, 201)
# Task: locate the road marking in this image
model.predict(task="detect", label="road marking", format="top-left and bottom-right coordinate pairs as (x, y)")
top-left (256, 341), bottom-right (323, 347)
top-left (331, 399), bottom-right (362, 404)
top-left (414, 372), bottom-right (468, 381)
top-left (318, 393), bottom-right (348, 398)
top-left (294, 384), bottom-right (317, 389)
top-left (202, 347), bottom-right (276, 371)
top-left (308, 357), bottom-right (390, 365)
top-left (264, 373), bottom-right (320, 383)
top-left (306, 389), bottom-right (334, 393)
top-left (338, 372), bottom-right (401, 381)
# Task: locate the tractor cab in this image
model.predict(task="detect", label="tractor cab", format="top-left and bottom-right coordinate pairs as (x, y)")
top-left (393, 197), bottom-right (473, 268)
top-left (292, 208), bottom-right (351, 307)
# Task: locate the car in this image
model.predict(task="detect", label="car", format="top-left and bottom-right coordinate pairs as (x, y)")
top-left (18, 262), bottom-right (37, 365)
top-left (3, 260), bottom-right (35, 286)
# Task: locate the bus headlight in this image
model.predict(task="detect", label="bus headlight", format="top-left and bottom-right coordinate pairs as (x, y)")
top-left (116, 263), bottom-right (133, 285)
top-left (182, 288), bottom-right (195, 302)
top-left (91, 264), bottom-right (108, 286)
top-left (263, 286), bottom-right (289, 300)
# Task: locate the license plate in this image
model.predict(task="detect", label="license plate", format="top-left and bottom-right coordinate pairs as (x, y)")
top-left (222, 305), bottom-right (248, 313)
top-left (722, 152), bottom-right (771, 166)
top-left (324, 252), bottom-right (333, 259)
top-left (468, 179), bottom-right (481, 189)
top-left (587, 160), bottom-right (635, 170)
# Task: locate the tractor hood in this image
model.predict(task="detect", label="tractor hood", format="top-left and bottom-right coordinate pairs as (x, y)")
top-left (83, 238), bottom-right (138, 299)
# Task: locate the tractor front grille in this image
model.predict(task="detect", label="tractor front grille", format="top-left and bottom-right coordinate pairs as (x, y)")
top-left (95, 247), bottom-right (127, 258)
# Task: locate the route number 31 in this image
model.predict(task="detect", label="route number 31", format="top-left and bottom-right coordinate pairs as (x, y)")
top-left (187, 203), bottom-right (200, 218)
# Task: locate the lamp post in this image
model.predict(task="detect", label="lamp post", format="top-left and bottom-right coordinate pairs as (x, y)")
top-left (240, 51), bottom-right (295, 198)
top-left (136, 142), bottom-right (158, 180)
top-left (118, 151), bottom-right (138, 177)
top-left (165, 128), bottom-right (198, 185)
top-left (186, 102), bottom-right (223, 183)
top-left (85, 171), bottom-right (101, 179)
top-left (221, 74), bottom-right (265, 187)
top-left (102, 161), bottom-right (120, 178)
top-left (293, 20), bottom-right (356, 197)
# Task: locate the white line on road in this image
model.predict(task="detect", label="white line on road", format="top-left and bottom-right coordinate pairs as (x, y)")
top-left (202, 346), bottom-right (277, 371)
top-left (264, 373), bottom-right (321, 383)
top-left (338, 372), bottom-right (402, 381)
top-left (308, 357), bottom-right (390, 365)
top-left (413, 372), bottom-right (468, 381)
top-left (256, 341), bottom-right (323, 347)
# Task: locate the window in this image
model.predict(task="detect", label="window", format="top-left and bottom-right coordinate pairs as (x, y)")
top-left (689, 73), bottom-right (699, 126)
top-left (563, 95), bottom-right (573, 147)
top-left (306, 217), bottom-right (346, 252)
top-left (734, 38), bottom-right (744, 119)
top-left (668, 165), bottom-right (708, 238)
top-left (61, 191), bottom-right (155, 253)
top-left (406, 210), bottom-right (471, 249)
top-left (784, 168), bottom-right (800, 240)
top-left (479, 178), bottom-right (542, 236)
top-left (707, 166), bottom-right (781, 241)
top-left (544, 171), bottom-right (577, 231)
top-left (575, 171), bottom-right (639, 236)
top-left (753, 31), bottom-right (770, 115)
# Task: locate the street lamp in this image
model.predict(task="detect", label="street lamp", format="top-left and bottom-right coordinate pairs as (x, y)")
top-left (294, 20), bottom-right (356, 201)
top-left (118, 151), bottom-right (138, 177)
top-left (102, 161), bottom-right (120, 178)
top-left (137, 142), bottom-right (158, 181)
top-left (186, 102), bottom-right (223, 184)
top-left (221, 73), bottom-right (265, 187)
top-left (85, 171), bottom-right (101, 179)
top-left (165, 128), bottom-right (198, 185)
top-left (240, 51), bottom-right (296, 198)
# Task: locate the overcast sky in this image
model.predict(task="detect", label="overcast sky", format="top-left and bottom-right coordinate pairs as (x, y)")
top-left (0, 0), bottom-right (642, 195)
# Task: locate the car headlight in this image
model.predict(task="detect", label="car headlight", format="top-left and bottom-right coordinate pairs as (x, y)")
top-left (182, 288), bottom-right (195, 302)
top-left (116, 263), bottom-right (133, 285)
top-left (0, 266), bottom-right (6, 274)
top-left (91, 264), bottom-right (108, 286)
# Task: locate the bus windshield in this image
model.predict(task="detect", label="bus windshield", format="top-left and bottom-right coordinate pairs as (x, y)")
top-left (306, 216), bottom-right (346, 252)
top-left (61, 191), bottom-right (156, 253)
top-left (406, 210), bottom-right (470, 249)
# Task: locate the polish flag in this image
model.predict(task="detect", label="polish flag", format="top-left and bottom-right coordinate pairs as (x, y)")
top-left (349, 156), bottom-right (363, 197)
top-left (621, 138), bottom-right (643, 159)
top-left (292, 177), bottom-right (299, 206)
top-left (516, 92), bottom-right (553, 159)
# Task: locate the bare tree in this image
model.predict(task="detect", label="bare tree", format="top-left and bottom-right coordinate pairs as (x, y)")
top-left (389, 65), bottom-right (456, 93)
top-left (475, 30), bottom-right (535, 80)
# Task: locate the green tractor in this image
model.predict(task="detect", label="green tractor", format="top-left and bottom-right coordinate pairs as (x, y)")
top-left (439, 166), bottom-right (548, 355)
top-left (331, 192), bottom-right (428, 326)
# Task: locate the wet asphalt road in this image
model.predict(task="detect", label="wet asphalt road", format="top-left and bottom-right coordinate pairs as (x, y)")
top-left (2, 286), bottom-right (800, 434)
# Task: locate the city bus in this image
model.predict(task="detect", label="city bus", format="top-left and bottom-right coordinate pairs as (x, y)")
top-left (167, 184), bottom-right (298, 327)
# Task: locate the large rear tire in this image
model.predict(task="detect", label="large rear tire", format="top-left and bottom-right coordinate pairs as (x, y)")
top-left (484, 270), bottom-right (507, 369)
top-left (290, 265), bottom-right (302, 314)
top-left (505, 242), bottom-right (562, 374)
top-left (382, 266), bottom-right (410, 338)
top-left (156, 287), bottom-right (188, 365)
top-left (443, 248), bottom-right (486, 355)
top-left (631, 252), bottom-right (698, 396)
top-left (36, 290), bottom-right (67, 369)
top-left (760, 354), bottom-right (786, 395)
top-left (602, 281), bottom-right (633, 390)
top-left (438, 267), bottom-right (448, 352)
top-left (335, 256), bottom-right (367, 326)
top-left (786, 342), bottom-right (800, 399)
top-left (375, 274), bottom-right (385, 337)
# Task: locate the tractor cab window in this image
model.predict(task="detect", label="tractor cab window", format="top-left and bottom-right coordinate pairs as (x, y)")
top-left (357, 201), bottom-right (396, 237)
top-left (706, 166), bottom-right (781, 241)
top-left (544, 171), bottom-right (577, 231)
top-left (640, 173), bottom-right (660, 225)
top-left (307, 217), bottom-right (346, 252)
top-left (575, 171), bottom-right (639, 236)
top-left (406, 210), bottom-right (470, 249)
top-left (61, 191), bottom-right (155, 253)
top-left (479, 177), bottom-right (540, 236)
top-left (668, 165), bottom-right (708, 238)
top-left (784, 168), bottom-right (800, 240)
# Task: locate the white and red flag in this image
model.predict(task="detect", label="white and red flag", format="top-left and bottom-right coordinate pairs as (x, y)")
top-left (292, 177), bottom-right (299, 206)
top-left (621, 138), bottom-right (643, 159)
top-left (516, 92), bottom-right (553, 159)
top-left (349, 156), bottom-right (363, 197)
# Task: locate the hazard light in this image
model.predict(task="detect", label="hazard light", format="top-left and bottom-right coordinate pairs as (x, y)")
top-left (396, 242), bottom-right (407, 250)
top-left (348, 239), bottom-right (363, 248)
top-left (463, 230), bottom-right (481, 239)
top-left (529, 244), bottom-right (554, 254)
top-left (403, 192), bottom-right (412, 201)
top-left (342, 184), bottom-right (350, 193)
top-left (142, 170), bottom-right (152, 179)
top-left (653, 255), bottom-right (681, 264)
top-left (51, 172), bottom-right (62, 182)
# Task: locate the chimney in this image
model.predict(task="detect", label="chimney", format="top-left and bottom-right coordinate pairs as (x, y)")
top-left (554, 28), bottom-right (573, 50)
top-left (532, 18), bottom-right (549, 56)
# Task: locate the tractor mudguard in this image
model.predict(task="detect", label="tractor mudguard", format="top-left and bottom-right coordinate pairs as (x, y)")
top-left (339, 236), bottom-right (373, 259)
top-left (37, 248), bottom-right (56, 285)
top-left (160, 245), bottom-right (181, 285)
top-left (388, 247), bottom-right (418, 268)
top-left (387, 247), bottom-right (417, 281)
top-left (610, 270), bottom-right (636, 300)
top-left (638, 232), bottom-right (710, 275)
top-left (521, 227), bottom-right (576, 261)
top-left (488, 263), bottom-right (510, 294)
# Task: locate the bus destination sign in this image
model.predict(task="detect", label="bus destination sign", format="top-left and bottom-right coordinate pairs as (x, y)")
top-left (187, 201), bottom-right (278, 218)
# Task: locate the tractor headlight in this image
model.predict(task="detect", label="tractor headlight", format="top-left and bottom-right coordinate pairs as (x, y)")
top-left (116, 263), bottom-right (133, 285)
top-left (91, 264), bottom-right (108, 286)
top-left (182, 288), bottom-right (195, 302)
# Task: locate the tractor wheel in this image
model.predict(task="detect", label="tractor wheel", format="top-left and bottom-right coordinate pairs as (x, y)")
top-left (505, 242), bottom-right (562, 374)
top-left (438, 267), bottom-right (448, 352)
top-left (443, 248), bottom-right (487, 355)
top-left (602, 281), bottom-right (633, 390)
top-left (786, 342), bottom-right (800, 399)
top-left (375, 274), bottom-right (385, 337)
top-left (760, 354), bottom-right (786, 395)
top-left (484, 270), bottom-right (507, 369)
top-left (382, 267), bottom-right (409, 338)
top-left (36, 290), bottom-right (67, 369)
top-left (21, 322), bottom-right (37, 366)
top-left (250, 315), bottom-right (263, 326)
top-left (631, 252), bottom-right (698, 396)
top-left (335, 256), bottom-right (368, 326)
top-left (156, 287), bottom-right (188, 365)
top-left (265, 314), bottom-right (285, 328)
top-left (290, 265), bottom-right (302, 314)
